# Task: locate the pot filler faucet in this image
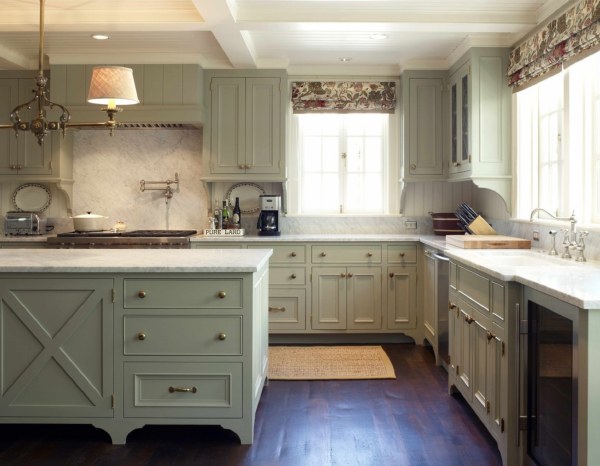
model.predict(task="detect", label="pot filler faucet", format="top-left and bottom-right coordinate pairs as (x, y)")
top-left (529, 208), bottom-right (589, 261)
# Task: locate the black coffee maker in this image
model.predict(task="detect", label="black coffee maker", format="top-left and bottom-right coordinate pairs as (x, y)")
top-left (257, 195), bottom-right (281, 236)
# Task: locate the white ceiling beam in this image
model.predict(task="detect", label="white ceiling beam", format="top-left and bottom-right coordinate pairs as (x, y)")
top-left (192, 0), bottom-right (257, 68)
top-left (0, 43), bottom-right (34, 69)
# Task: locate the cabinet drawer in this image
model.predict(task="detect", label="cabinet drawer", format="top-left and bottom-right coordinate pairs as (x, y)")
top-left (270, 267), bottom-right (306, 286)
top-left (124, 362), bottom-right (242, 418)
top-left (456, 265), bottom-right (490, 314)
top-left (248, 244), bottom-right (306, 264)
top-left (387, 244), bottom-right (417, 264)
top-left (123, 278), bottom-right (242, 309)
top-left (124, 315), bottom-right (242, 356)
top-left (311, 245), bottom-right (382, 264)
top-left (268, 289), bottom-right (306, 330)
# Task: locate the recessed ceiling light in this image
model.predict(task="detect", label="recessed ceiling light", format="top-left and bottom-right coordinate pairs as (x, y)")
top-left (370, 33), bottom-right (388, 40)
top-left (91, 34), bottom-right (110, 40)
top-left (339, 57), bottom-right (352, 62)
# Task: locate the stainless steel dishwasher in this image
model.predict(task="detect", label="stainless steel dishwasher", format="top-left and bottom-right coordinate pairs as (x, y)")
top-left (423, 248), bottom-right (449, 370)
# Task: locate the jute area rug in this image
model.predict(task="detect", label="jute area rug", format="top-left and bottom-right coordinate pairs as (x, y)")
top-left (268, 345), bottom-right (396, 380)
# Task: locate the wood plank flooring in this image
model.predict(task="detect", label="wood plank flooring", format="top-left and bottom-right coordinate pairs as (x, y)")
top-left (0, 344), bottom-right (502, 466)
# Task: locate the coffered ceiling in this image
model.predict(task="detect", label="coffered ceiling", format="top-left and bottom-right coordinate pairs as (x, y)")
top-left (0, 0), bottom-right (572, 74)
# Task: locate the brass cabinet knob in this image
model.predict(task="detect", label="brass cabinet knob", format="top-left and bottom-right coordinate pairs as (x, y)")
top-left (245, 164), bottom-right (252, 169)
top-left (448, 301), bottom-right (457, 310)
top-left (347, 273), bottom-right (354, 278)
top-left (389, 272), bottom-right (395, 278)
top-left (239, 164), bottom-right (245, 169)
top-left (217, 290), bottom-right (227, 299)
top-left (290, 252), bottom-right (297, 257)
top-left (399, 252), bottom-right (406, 258)
top-left (367, 252), bottom-right (373, 257)
top-left (320, 252), bottom-right (326, 257)
top-left (138, 291), bottom-right (147, 298)
top-left (486, 330), bottom-right (496, 341)
top-left (218, 333), bottom-right (227, 341)
top-left (340, 273), bottom-right (346, 278)
top-left (465, 315), bottom-right (475, 324)
top-left (410, 163), bottom-right (417, 170)
top-left (137, 332), bottom-right (146, 341)
top-left (169, 386), bottom-right (197, 394)
top-left (291, 274), bottom-right (297, 279)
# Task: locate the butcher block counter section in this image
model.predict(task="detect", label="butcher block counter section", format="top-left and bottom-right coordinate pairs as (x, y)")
top-left (0, 248), bottom-right (271, 445)
top-left (445, 235), bottom-right (531, 249)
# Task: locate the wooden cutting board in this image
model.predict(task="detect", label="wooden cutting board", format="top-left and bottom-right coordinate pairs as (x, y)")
top-left (446, 235), bottom-right (531, 249)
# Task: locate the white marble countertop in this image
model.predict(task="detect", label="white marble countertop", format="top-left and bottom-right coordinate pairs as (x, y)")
top-left (0, 248), bottom-right (272, 273)
top-left (191, 233), bottom-right (423, 242)
top-left (1, 235), bottom-right (49, 242)
top-left (443, 248), bottom-right (600, 309)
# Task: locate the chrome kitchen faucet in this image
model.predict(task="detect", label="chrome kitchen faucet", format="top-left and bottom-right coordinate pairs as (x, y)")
top-left (529, 208), bottom-right (579, 258)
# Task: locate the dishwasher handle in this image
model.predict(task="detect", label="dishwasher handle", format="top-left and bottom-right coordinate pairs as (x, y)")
top-left (432, 252), bottom-right (449, 262)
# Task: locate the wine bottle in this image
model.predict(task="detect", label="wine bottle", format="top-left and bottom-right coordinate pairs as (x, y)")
top-left (222, 200), bottom-right (230, 229)
top-left (232, 197), bottom-right (241, 229)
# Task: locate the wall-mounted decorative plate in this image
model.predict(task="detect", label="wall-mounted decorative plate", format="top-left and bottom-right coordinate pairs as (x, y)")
top-left (225, 182), bottom-right (265, 214)
top-left (12, 183), bottom-right (52, 213)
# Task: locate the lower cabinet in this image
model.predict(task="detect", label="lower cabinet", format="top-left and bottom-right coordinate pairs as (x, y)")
top-left (311, 266), bottom-right (382, 330)
top-left (192, 240), bottom-right (420, 339)
top-left (448, 260), bottom-right (518, 466)
top-left (0, 268), bottom-right (269, 446)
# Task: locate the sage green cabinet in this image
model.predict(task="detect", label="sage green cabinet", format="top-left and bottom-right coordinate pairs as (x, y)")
top-left (447, 48), bottom-right (512, 207)
top-left (312, 266), bottom-right (382, 331)
top-left (0, 277), bottom-right (114, 418)
top-left (402, 71), bottom-right (445, 180)
top-left (203, 70), bottom-right (287, 181)
top-left (448, 259), bottom-right (519, 466)
top-left (386, 265), bottom-right (417, 330)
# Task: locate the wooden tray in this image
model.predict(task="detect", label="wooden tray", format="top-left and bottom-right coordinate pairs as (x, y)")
top-left (446, 235), bottom-right (531, 249)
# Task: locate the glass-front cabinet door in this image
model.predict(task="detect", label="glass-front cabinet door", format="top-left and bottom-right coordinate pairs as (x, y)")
top-left (449, 62), bottom-right (471, 174)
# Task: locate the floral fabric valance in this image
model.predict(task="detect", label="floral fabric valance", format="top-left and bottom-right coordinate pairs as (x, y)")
top-left (291, 81), bottom-right (397, 113)
top-left (508, 0), bottom-right (600, 90)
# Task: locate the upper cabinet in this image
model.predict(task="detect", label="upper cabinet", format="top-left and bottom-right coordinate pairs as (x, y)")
top-left (447, 48), bottom-right (512, 207)
top-left (202, 70), bottom-right (287, 182)
top-left (401, 48), bottom-right (512, 209)
top-left (0, 72), bottom-right (72, 186)
top-left (49, 64), bottom-right (205, 125)
top-left (402, 71), bottom-right (445, 180)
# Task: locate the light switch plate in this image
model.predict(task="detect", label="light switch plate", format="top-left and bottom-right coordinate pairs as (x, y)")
top-left (405, 220), bottom-right (417, 230)
top-left (532, 230), bottom-right (540, 241)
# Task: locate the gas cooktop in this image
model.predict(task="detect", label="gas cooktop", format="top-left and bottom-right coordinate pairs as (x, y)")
top-left (57, 230), bottom-right (197, 237)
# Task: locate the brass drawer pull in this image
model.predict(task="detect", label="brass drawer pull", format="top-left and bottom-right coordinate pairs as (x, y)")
top-left (320, 252), bottom-right (326, 257)
top-left (218, 333), bottom-right (227, 341)
top-left (217, 290), bottom-right (227, 299)
top-left (389, 272), bottom-right (395, 278)
top-left (290, 252), bottom-right (297, 257)
top-left (137, 332), bottom-right (146, 341)
top-left (269, 306), bottom-right (286, 313)
top-left (291, 274), bottom-right (297, 279)
top-left (169, 386), bottom-right (197, 394)
top-left (138, 291), bottom-right (147, 298)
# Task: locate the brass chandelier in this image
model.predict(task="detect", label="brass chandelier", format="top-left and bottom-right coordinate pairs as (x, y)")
top-left (0, 0), bottom-right (139, 146)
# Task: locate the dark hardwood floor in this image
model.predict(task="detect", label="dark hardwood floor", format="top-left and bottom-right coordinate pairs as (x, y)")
top-left (0, 344), bottom-right (502, 466)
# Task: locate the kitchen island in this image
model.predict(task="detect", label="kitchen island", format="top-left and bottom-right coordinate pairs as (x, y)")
top-left (0, 248), bottom-right (271, 445)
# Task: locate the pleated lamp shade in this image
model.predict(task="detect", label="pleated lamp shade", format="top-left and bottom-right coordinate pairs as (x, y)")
top-left (87, 66), bottom-right (139, 108)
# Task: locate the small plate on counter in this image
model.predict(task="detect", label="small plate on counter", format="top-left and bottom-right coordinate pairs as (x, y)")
top-left (12, 183), bottom-right (52, 213)
top-left (225, 182), bottom-right (265, 214)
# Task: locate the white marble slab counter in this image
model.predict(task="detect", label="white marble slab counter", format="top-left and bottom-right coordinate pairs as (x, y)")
top-left (0, 248), bottom-right (272, 273)
top-left (419, 235), bottom-right (447, 250)
top-left (191, 233), bottom-right (422, 243)
top-left (444, 248), bottom-right (600, 309)
top-left (1, 235), bottom-right (49, 243)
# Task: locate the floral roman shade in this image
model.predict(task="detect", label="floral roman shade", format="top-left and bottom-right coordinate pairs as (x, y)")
top-left (508, 0), bottom-right (600, 90)
top-left (291, 81), bottom-right (397, 113)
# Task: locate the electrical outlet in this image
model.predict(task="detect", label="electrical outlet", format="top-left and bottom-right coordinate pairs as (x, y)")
top-left (404, 220), bottom-right (417, 230)
top-left (532, 230), bottom-right (540, 241)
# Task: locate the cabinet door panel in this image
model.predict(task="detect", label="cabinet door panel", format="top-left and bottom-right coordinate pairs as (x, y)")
top-left (311, 267), bottom-right (346, 330)
top-left (210, 77), bottom-right (245, 173)
top-left (246, 78), bottom-right (281, 174)
top-left (0, 278), bottom-right (113, 417)
top-left (347, 267), bottom-right (381, 330)
top-left (457, 307), bottom-right (474, 401)
top-left (268, 289), bottom-right (306, 331)
top-left (423, 252), bottom-right (436, 341)
top-left (472, 318), bottom-right (490, 418)
top-left (386, 266), bottom-right (417, 329)
top-left (0, 79), bottom-right (18, 172)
